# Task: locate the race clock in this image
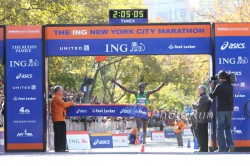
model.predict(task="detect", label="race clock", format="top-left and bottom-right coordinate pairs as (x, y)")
top-left (109, 9), bottom-right (148, 24)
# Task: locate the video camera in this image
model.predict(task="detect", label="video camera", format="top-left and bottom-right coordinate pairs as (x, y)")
top-left (209, 71), bottom-right (236, 85)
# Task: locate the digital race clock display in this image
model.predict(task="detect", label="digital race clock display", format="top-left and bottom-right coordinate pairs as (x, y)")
top-left (109, 9), bottom-right (148, 19)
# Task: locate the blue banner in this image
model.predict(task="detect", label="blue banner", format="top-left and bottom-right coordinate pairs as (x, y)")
top-left (5, 26), bottom-right (44, 150)
top-left (215, 23), bottom-right (250, 146)
top-left (46, 38), bottom-right (211, 56)
top-left (67, 104), bottom-right (149, 119)
top-left (90, 136), bottom-right (113, 148)
top-left (45, 24), bottom-right (212, 56)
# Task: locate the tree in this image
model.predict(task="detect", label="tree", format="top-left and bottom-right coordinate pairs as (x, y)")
top-left (0, 0), bottom-right (211, 111)
top-left (192, 0), bottom-right (250, 22)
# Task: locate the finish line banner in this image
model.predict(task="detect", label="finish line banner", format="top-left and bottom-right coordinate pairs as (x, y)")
top-left (67, 104), bottom-right (149, 119)
top-left (45, 24), bottom-right (212, 56)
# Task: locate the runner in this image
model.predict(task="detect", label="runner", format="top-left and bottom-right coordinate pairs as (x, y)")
top-left (112, 79), bottom-right (168, 144)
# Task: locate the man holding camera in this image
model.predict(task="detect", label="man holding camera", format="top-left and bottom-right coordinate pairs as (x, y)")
top-left (209, 71), bottom-right (234, 152)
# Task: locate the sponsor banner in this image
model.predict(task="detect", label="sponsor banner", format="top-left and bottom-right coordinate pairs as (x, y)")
top-left (90, 135), bottom-right (113, 148)
top-left (67, 104), bottom-right (149, 119)
top-left (66, 131), bottom-right (91, 150)
top-left (0, 27), bottom-right (3, 57)
top-left (46, 38), bottom-right (211, 56)
top-left (46, 24), bottom-right (212, 56)
top-left (5, 26), bottom-right (44, 151)
top-left (151, 131), bottom-right (165, 141)
top-left (215, 23), bottom-right (250, 146)
top-left (164, 128), bottom-right (175, 138)
top-left (112, 134), bottom-right (128, 147)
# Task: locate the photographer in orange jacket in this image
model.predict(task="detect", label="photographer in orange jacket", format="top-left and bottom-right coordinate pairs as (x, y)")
top-left (174, 115), bottom-right (186, 148)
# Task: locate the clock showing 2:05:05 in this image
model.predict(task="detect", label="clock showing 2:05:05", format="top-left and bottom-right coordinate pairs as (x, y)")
top-left (109, 9), bottom-right (148, 19)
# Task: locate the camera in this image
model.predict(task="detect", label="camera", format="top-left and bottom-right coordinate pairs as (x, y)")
top-left (209, 71), bottom-right (236, 85)
top-left (209, 76), bottom-right (219, 85)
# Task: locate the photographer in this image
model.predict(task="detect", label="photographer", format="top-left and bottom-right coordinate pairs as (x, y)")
top-left (209, 71), bottom-right (234, 152)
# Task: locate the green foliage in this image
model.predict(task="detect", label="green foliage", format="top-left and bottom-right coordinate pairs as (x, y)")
top-left (0, 0), bottom-right (145, 25)
top-left (191, 0), bottom-right (250, 22)
top-left (0, 0), bottom-right (211, 111)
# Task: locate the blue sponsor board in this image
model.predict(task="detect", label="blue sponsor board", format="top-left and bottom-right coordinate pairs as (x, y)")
top-left (215, 25), bottom-right (250, 143)
top-left (164, 128), bottom-right (175, 138)
top-left (46, 38), bottom-right (211, 56)
top-left (90, 136), bottom-right (113, 148)
top-left (67, 104), bottom-right (149, 119)
top-left (5, 26), bottom-right (44, 150)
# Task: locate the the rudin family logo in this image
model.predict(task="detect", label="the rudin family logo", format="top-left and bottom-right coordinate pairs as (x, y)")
top-left (105, 42), bottom-right (145, 53)
top-left (16, 129), bottom-right (34, 137)
top-left (16, 73), bottom-right (33, 79)
top-left (219, 56), bottom-right (248, 65)
top-left (13, 85), bottom-right (36, 90)
top-left (220, 41), bottom-right (246, 50)
top-left (9, 59), bottom-right (39, 68)
top-left (19, 107), bottom-right (30, 114)
top-left (93, 139), bottom-right (110, 145)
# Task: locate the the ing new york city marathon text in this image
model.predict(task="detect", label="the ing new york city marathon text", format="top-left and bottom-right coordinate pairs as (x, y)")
top-left (53, 27), bottom-right (206, 36)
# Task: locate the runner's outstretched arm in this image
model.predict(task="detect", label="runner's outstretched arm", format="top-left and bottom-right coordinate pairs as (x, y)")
top-left (112, 80), bottom-right (137, 95)
top-left (147, 80), bottom-right (168, 96)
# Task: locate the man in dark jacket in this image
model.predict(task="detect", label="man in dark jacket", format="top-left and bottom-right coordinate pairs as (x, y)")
top-left (209, 71), bottom-right (234, 152)
top-left (192, 85), bottom-right (211, 152)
